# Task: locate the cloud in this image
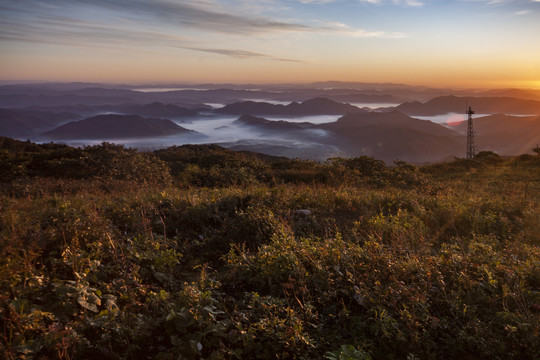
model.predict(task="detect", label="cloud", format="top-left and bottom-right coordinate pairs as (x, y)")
top-left (0, 14), bottom-right (191, 50)
top-left (357, 0), bottom-right (423, 5)
top-left (0, 0), bottom-right (407, 47)
top-left (459, 0), bottom-right (510, 4)
top-left (180, 46), bottom-right (305, 62)
top-left (460, 0), bottom-right (540, 8)
top-left (319, 21), bottom-right (407, 38)
top-left (392, 0), bottom-right (424, 6)
top-left (0, 0), bottom-right (313, 37)
top-left (299, 0), bottom-right (338, 3)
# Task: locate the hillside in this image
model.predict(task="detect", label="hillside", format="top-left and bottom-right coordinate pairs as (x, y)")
top-left (228, 111), bottom-right (466, 163)
top-left (1, 138), bottom-right (539, 359)
top-left (321, 111), bottom-right (464, 163)
top-left (453, 114), bottom-right (540, 155)
top-left (41, 114), bottom-right (197, 140)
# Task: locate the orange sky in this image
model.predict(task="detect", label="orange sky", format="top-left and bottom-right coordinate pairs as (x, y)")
top-left (1, 1), bottom-right (539, 89)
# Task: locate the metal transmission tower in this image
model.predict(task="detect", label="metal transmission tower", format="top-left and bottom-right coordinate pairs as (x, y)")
top-left (466, 105), bottom-right (476, 159)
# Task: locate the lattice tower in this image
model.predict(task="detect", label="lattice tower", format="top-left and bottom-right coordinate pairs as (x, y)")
top-left (466, 105), bottom-right (475, 159)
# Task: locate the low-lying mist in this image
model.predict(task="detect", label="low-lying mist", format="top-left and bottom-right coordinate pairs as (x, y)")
top-left (54, 114), bottom-right (334, 153)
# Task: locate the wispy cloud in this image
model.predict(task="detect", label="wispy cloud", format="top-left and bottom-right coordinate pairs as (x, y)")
top-left (299, 0), bottom-right (338, 3)
top-left (459, 0), bottom-right (510, 4)
top-left (459, 0), bottom-right (540, 8)
top-left (357, 0), bottom-right (423, 5)
top-left (319, 21), bottom-right (407, 38)
top-left (0, 1), bottom-right (313, 37)
top-left (180, 46), bottom-right (305, 62)
top-left (393, 0), bottom-right (424, 6)
top-left (0, 14), bottom-right (191, 50)
top-left (0, 0), bottom-right (407, 47)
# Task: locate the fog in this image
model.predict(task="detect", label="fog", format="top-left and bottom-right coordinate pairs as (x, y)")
top-left (133, 87), bottom-right (207, 92)
top-left (246, 99), bottom-right (291, 106)
top-left (49, 113), bottom-right (332, 152)
top-left (264, 115), bottom-right (340, 124)
top-left (203, 103), bottom-right (226, 109)
top-left (46, 109), bottom-right (527, 156)
top-left (179, 116), bottom-right (267, 143)
top-left (350, 102), bottom-right (401, 109)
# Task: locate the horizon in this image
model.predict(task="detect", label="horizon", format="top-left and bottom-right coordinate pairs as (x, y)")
top-left (1, 1), bottom-right (539, 89)
top-left (2, 79), bottom-right (540, 92)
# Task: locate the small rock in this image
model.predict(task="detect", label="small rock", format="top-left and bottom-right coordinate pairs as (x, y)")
top-left (294, 209), bottom-right (312, 217)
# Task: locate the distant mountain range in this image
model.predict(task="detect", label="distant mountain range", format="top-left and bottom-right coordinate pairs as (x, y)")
top-left (108, 102), bottom-right (198, 118)
top-left (233, 114), bottom-right (314, 131)
top-left (41, 114), bottom-right (198, 140)
top-left (216, 97), bottom-right (366, 116)
top-left (0, 108), bottom-right (78, 138)
top-left (1, 82), bottom-right (540, 163)
top-left (0, 84), bottom-right (404, 108)
top-left (397, 95), bottom-right (540, 116)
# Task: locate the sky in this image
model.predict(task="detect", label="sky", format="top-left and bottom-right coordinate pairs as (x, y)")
top-left (1, 0), bottom-right (539, 88)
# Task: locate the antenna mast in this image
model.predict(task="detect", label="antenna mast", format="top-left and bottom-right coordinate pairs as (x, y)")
top-left (466, 105), bottom-right (475, 159)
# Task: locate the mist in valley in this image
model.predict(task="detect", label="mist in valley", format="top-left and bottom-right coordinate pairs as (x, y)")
top-left (1, 82), bottom-right (539, 163)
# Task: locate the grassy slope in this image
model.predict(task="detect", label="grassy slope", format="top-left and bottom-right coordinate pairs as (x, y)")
top-left (0, 140), bottom-right (539, 359)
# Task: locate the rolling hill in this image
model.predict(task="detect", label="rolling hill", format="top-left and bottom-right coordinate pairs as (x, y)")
top-left (453, 114), bottom-right (540, 155)
top-left (111, 102), bottom-right (198, 118)
top-left (321, 111), bottom-right (465, 163)
top-left (42, 114), bottom-right (198, 140)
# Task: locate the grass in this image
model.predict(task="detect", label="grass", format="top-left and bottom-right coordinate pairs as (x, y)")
top-left (0, 139), bottom-right (539, 359)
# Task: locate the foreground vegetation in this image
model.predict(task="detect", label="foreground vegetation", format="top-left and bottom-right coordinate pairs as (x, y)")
top-left (1, 138), bottom-right (539, 359)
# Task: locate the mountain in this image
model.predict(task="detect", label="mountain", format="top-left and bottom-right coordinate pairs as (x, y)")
top-left (42, 114), bottom-right (197, 140)
top-left (60, 87), bottom-right (141, 98)
top-left (0, 93), bottom-right (137, 108)
top-left (233, 114), bottom-right (315, 131)
top-left (397, 95), bottom-right (540, 116)
top-left (453, 114), bottom-right (540, 155)
top-left (0, 108), bottom-right (79, 138)
top-left (0, 109), bottom-right (35, 138)
top-left (228, 111), bottom-right (466, 163)
top-left (113, 102), bottom-right (198, 118)
top-left (474, 88), bottom-right (540, 102)
top-left (216, 97), bottom-right (366, 116)
top-left (321, 111), bottom-right (464, 163)
top-left (325, 110), bottom-right (459, 136)
top-left (23, 102), bottom-right (202, 119)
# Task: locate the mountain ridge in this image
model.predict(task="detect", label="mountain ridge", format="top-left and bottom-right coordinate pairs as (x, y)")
top-left (42, 114), bottom-right (197, 140)
top-left (216, 97), bottom-right (367, 116)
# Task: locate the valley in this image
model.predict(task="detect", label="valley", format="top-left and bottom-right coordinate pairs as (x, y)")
top-left (1, 82), bottom-right (539, 164)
